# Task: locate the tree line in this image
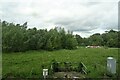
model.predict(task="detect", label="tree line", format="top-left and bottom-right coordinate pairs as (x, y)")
top-left (76, 30), bottom-right (119, 48)
top-left (2, 21), bottom-right (78, 52)
top-left (1, 21), bottom-right (119, 52)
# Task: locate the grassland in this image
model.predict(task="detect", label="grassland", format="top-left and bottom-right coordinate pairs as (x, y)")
top-left (2, 47), bottom-right (118, 78)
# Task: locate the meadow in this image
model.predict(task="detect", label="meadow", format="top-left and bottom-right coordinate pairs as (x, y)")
top-left (2, 47), bottom-right (118, 78)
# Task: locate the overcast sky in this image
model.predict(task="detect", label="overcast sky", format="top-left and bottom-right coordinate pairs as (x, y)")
top-left (0, 0), bottom-right (119, 37)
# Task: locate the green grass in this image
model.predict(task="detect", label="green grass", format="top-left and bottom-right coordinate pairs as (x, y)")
top-left (2, 47), bottom-right (118, 78)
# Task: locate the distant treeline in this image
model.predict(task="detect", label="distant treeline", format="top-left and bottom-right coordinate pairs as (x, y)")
top-left (76, 30), bottom-right (119, 48)
top-left (1, 21), bottom-right (120, 52)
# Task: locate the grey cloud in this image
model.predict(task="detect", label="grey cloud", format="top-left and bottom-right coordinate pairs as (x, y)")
top-left (0, 0), bottom-right (118, 37)
top-left (81, 2), bottom-right (102, 7)
top-left (47, 15), bottom-right (101, 32)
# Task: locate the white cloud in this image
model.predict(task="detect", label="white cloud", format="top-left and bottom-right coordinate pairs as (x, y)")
top-left (0, 0), bottom-right (119, 37)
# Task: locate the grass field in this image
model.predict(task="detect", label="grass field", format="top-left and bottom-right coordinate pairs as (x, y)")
top-left (2, 47), bottom-right (118, 78)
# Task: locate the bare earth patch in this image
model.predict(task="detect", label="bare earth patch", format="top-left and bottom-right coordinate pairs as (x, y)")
top-left (52, 72), bottom-right (85, 79)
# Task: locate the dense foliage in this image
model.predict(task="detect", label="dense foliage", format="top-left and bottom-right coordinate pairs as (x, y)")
top-left (2, 21), bottom-right (119, 52)
top-left (75, 30), bottom-right (119, 48)
top-left (2, 21), bottom-right (78, 52)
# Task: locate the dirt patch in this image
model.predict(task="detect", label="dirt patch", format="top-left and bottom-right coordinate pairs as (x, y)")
top-left (52, 72), bottom-right (85, 78)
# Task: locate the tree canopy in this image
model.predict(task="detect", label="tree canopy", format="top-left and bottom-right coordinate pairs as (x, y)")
top-left (2, 21), bottom-right (78, 52)
top-left (2, 21), bottom-right (119, 52)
